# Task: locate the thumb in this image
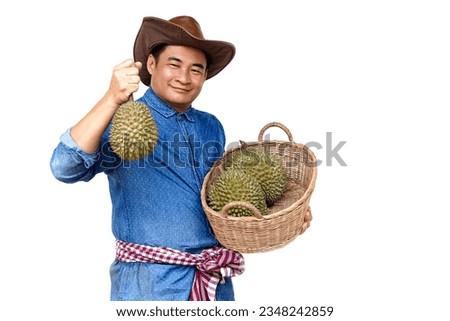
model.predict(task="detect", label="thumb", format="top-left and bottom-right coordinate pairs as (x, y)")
top-left (116, 58), bottom-right (135, 69)
top-left (134, 61), bottom-right (143, 71)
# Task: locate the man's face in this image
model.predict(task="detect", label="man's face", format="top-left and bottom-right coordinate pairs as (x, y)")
top-left (147, 45), bottom-right (208, 112)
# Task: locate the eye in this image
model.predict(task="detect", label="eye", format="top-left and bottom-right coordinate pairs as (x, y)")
top-left (191, 68), bottom-right (203, 75)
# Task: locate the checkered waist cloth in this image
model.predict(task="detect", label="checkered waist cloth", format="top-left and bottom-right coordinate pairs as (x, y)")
top-left (115, 240), bottom-right (245, 301)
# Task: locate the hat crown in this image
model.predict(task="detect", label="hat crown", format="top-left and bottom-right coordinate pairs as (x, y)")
top-left (169, 16), bottom-right (204, 39)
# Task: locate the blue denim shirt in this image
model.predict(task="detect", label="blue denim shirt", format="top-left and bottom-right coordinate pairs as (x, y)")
top-left (50, 88), bottom-right (234, 300)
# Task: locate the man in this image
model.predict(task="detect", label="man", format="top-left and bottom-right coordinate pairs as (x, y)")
top-left (50, 16), bottom-right (243, 301)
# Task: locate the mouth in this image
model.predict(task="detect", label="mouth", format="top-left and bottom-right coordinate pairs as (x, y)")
top-left (171, 85), bottom-right (191, 93)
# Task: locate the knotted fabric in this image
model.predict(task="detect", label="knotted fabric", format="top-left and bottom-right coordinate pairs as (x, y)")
top-left (115, 240), bottom-right (245, 301)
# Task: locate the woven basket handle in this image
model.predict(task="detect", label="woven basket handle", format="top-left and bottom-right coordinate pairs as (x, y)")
top-left (220, 201), bottom-right (264, 219)
top-left (258, 122), bottom-right (294, 143)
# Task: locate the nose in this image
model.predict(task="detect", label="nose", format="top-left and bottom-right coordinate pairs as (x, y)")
top-left (176, 67), bottom-right (191, 84)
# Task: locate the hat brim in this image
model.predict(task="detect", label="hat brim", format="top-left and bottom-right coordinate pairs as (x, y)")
top-left (133, 17), bottom-right (235, 86)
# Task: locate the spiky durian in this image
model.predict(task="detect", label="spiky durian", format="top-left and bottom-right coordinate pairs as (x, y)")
top-left (226, 147), bottom-right (287, 206)
top-left (207, 169), bottom-right (268, 217)
top-left (109, 101), bottom-right (158, 161)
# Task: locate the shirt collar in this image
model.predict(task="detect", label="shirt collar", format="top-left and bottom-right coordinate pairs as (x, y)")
top-left (141, 88), bottom-right (195, 122)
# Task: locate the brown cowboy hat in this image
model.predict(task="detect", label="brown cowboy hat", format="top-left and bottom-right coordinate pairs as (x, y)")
top-left (133, 16), bottom-right (236, 86)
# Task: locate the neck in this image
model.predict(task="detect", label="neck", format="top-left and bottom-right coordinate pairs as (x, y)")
top-left (167, 102), bottom-right (190, 113)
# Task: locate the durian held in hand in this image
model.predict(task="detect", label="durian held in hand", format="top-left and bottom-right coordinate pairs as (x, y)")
top-left (109, 98), bottom-right (158, 161)
top-left (207, 145), bottom-right (287, 217)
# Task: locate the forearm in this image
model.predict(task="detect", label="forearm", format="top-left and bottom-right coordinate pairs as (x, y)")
top-left (70, 59), bottom-right (143, 153)
top-left (70, 95), bottom-right (119, 153)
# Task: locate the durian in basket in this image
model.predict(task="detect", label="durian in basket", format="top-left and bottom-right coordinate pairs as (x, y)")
top-left (201, 122), bottom-right (317, 253)
top-left (207, 143), bottom-right (287, 216)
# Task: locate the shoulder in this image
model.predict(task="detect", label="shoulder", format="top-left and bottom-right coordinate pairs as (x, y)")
top-left (190, 108), bottom-right (225, 142)
top-left (191, 108), bottom-right (223, 127)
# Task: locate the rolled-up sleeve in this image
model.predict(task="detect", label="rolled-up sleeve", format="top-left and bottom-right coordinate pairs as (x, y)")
top-left (50, 128), bottom-right (100, 183)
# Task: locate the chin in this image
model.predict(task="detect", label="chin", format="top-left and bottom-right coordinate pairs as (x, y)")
top-left (170, 95), bottom-right (196, 106)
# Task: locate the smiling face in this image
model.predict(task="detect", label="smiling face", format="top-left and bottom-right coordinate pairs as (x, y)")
top-left (147, 45), bottom-right (208, 112)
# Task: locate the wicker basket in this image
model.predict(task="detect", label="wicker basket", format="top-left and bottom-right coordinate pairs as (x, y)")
top-left (201, 122), bottom-right (318, 253)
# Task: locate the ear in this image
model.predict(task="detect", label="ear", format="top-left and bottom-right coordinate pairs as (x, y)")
top-left (147, 54), bottom-right (156, 75)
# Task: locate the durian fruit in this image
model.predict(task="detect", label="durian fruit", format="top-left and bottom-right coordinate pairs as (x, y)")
top-left (207, 169), bottom-right (268, 217)
top-left (109, 101), bottom-right (158, 161)
top-left (226, 146), bottom-right (287, 206)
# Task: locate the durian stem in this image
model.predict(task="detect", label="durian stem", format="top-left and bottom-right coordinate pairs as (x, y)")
top-left (239, 140), bottom-right (248, 150)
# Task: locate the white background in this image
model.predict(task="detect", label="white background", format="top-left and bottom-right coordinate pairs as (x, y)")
top-left (1, 0), bottom-right (449, 320)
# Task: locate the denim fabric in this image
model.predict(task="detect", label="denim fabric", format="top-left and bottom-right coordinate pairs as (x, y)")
top-left (50, 88), bottom-right (234, 301)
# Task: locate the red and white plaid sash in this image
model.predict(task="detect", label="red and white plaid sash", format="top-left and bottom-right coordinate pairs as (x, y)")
top-left (115, 240), bottom-right (245, 301)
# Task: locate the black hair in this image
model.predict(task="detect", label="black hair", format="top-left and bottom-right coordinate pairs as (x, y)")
top-left (150, 44), bottom-right (167, 63)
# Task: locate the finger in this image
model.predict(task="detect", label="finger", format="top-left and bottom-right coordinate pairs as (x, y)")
top-left (114, 59), bottom-right (142, 75)
top-left (123, 65), bottom-right (140, 77)
top-left (122, 62), bottom-right (142, 84)
top-left (128, 83), bottom-right (139, 93)
top-left (126, 75), bottom-right (141, 85)
top-left (114, 58), bottom-right (135, 70)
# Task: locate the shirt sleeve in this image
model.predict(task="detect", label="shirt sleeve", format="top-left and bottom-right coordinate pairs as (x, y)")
top-left (49, 128), bottom-right (101, 183)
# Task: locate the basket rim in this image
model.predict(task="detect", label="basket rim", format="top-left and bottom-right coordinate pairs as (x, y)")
top-left (201, 137), bottom-right (317, 221)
